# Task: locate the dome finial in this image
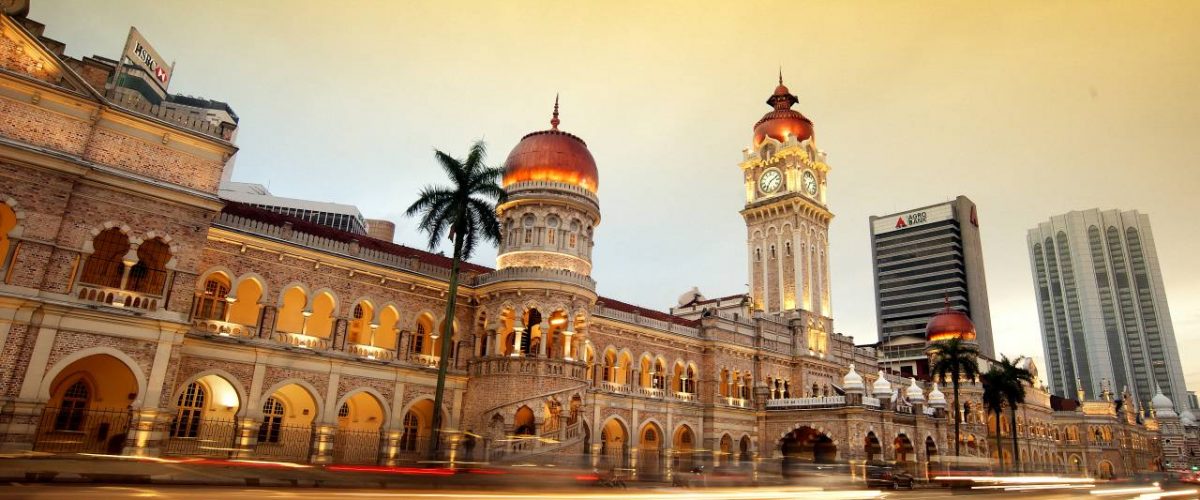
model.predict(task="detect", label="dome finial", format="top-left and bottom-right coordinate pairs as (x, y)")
top-left (550, 93), bottom-right (560, 130)
top-left (779, 66), bottom-right (783, 86)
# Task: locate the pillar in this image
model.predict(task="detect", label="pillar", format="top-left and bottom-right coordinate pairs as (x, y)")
top-left (233, 417), bottom-right (262, 459)
top-left (310, 423), bottom-right (335, 464)
top-left (537, 321), bottom-right (550, 358)
top-left (510, 326), bottom-right (524, 357)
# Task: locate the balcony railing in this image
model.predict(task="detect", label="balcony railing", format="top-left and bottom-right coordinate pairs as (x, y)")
top-left (863, 396), bottom-right (881, 408)
top-left (672, 391), bottom-right (697, 402)
top-left (193, 318), bottom-right (258, 338)
top-left (765, 396), bottom-right (846, 409)
top-left (75, 284), bottom-right (160, 313)
top-left (406, 352), bottom-right (441, 368)
top-left (347, 343), bottom-right (395, 361)
top-left (468, 357), bottom-right (587, 380)
top-left (273, 331), bottom-right (330, 350)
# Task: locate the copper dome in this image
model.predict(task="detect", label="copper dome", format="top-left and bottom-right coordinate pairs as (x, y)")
top-left (926, 303), bottom-right (977, 343)
top-left (753, 81), bottom-right (813, 146)
top-left (503, 99), bottom-right (599, 193)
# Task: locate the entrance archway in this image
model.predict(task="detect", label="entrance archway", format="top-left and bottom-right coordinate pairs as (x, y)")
top-left (638, 422), bottom-right (664, 480)
top-left (719, 434), bottom-right (733, 466)
top-left (599, 418), bottom-right (628, 468)
top-left (673, 424), bottom-right (696, 471)
top-left (255, 382), bottom-right (319, 463)
top-left (36, 353), bottom-right (139, 454)
top-left (894, 433), bottom-right (915, 463)
top-left (781, 426), bottom-right (837, 476)
top-left (333, 391), bottom-right (386, 464)
top-left (164, 373), bottom-right (240, 457)
top-left (864, 431), bottom-right (882, 463)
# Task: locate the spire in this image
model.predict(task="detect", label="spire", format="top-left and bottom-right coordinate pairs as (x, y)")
top-left (779, 66), bottom-right (783, 86)
top-left (550, 94), bottom-right (560, 130)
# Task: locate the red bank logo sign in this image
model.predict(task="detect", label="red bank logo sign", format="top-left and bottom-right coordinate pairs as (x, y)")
top-left (873, 203), bottom-right (953, 235)
top-left (122, 27), bottom-right (172, 91)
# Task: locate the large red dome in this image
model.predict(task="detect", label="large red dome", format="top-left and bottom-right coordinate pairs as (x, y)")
top-left (926, 303), bottom-right (977, 343)
top-left (753, 82), bottom-right (813, 146)
top-left (503, 100), bottom-right (598, 193)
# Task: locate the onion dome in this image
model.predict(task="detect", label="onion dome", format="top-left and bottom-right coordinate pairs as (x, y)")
top-left (503, 96), bottom-right (599, 193)
top-left (753, 72), bottom-right (813, 146)
top-left (843, 364), bottom-right (865, 393)
top-left (928, 382), bottom-right (947, 408)
top-left (1151, 385), bottom-right (1177, 418)
top-left (872, 370), bottom-right (892, 397)
top-left (906, 377), bottom-right (926, 403)
top-left (926, 301), bottom-right (978, 343)
top-left (1181, 410), bottom-right (1197, 426)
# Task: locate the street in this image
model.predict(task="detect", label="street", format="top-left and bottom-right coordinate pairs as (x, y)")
top-left (0, 483), bottom-right (1197, 500)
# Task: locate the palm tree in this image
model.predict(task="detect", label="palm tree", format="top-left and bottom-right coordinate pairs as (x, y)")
top-left (995, 356), bottom-right (1034, 472)
top-left (980, 367), bottom-right (1006, 471)
top-left (929, 337), bottom-right (980, 457)
top-left (405, 140), bottom-right (506, 458)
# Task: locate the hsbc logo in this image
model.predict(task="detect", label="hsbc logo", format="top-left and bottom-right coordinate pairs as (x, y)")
top-left (134, 42), bottom-right (168, 85)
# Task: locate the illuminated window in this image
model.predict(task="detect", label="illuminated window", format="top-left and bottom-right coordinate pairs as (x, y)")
top-left (195, 277), bottom-right (229, 320)
top-left (55, 380), bottom-right (90, 431)
top-left (412, 323), bottom-right (425, 354)
top-left (258, 397), bottom-right (284, 443)
top-left (80, 228), bottom-right (128, 288)
top-left (338, 402), bottom-right (350, 418)
top-left (569, 233), bottom-right (576, 247)
top-left (0, 203), bottom-right (15, 268)
top-left (171, 382), bottom-right (206, 438)
top-left (524, 229), bottom-right (532, 244)
top-left (128, 238), bottom-right (171, 295)
top-left (399, 410), bottom-right (420, 451)
top-left (548, 229), bottom-right (555, 245)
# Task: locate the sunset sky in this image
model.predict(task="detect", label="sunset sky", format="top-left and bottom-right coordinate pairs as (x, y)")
top-left (32, 1), bottom-right (1200, 392)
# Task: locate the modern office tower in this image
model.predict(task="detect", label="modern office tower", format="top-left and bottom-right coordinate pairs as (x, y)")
top-left (1028, 209), bottom-right (1187, 406)
top-left (870, 196), bottom-right (995, 377)
top-left (219, 181), bottom-right (369, 235)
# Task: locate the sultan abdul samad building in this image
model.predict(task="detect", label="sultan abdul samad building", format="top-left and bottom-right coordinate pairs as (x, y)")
top-left (0, 6), bottom-right (1189, 478)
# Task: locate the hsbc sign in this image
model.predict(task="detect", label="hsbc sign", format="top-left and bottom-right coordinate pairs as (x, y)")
top-left (872, 202), bottom-right (954, 235)
top-left (121, 27), bottom-right (172, 92)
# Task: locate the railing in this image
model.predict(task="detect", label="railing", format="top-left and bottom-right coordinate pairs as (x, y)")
top-left (254, 423), bottom-right (313, 463)
top-left (600, 381), bottom-right (630, 395)
top-left (765, 396), bottom-right (846, 409)
top-left (471, 266), bottom-right (596, 290)
top-left (405, 352), bottom-right (441, 368)
top-left (332, 428), bottom-right (381, 465)
top-left (923, 407), bottom-right (936, 416)
top-left (717, 395), bottom-right (749, 408)
top-left (192, 318), bottom-right (258, 339)
top-left (863, 396), bottom-right (881, 408)
top-left (896, 404), bottom-right (914, 414)
top-left (468, 357), bottom-right (588, 380)
top-left (113, 91), bottom-right (234, 140)
top-left (591, 304), bottom-right (699, 337)
top-left (348, 343), bottom-right (395, 361)
top-left (163, 417), bottom-right (238, 458)
top-left (75, 284), bottom-right (160, 313)
top-left (672, 391), bottom-right (697, 402)
top-left (214, 213), bottom-right (456, 281)
top-left (273, 331), bottom-right (330, 350)
top-left (34, 407), bottom-right (130, 454)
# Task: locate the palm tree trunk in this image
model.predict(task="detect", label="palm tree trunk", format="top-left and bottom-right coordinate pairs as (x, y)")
top-left (428, 208), bottom-right (466, 460)
top-left (1009, 404), bottom-right (1020, 473)
top-left (952, 375), bottom-right (961, 457)
top-left (994, 410), bottom-right (1003, 472)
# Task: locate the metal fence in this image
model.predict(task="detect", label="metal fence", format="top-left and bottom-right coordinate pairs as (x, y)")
top-left (163, 418), bottom-right (238, 458)
top-left (253, 423), bottom-right (313, 463)
top-left (332, 428), bottom-right (382, 465)
top-left (34, 407), bottom-right (130, 454)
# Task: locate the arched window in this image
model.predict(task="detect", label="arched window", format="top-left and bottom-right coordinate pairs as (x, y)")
top-left (55, 380), bottom-right (90, 431)
top-left (195, 277), bottom-right (230, 320)
top-left (258, 397), bottom-right (285, 443)
top-left (128, 238), bottom-right (171, 295)
top-left (80, 228), bottom-right (128, 288)
top-left (399, 410), bottom-right (420, 451)
top-left (171, 382), bottom-right (206, 438)
top-left (412, 323), bottom-right (425, 354)
top-left (0, 203), bottom-right (15, 268)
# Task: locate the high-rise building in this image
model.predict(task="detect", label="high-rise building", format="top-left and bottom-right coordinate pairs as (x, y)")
top-left (1028, 209), bottom-right (1187, 406)
top-left (869, 196), bottom-right (995, 378)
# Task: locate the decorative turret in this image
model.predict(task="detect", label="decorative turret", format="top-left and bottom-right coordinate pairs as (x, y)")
top-left (873, 370), bottom-right (893, 408)
top-left (928, 382), bottom-right (947, 409)
top-left (906, 377), bottom-right (926, 414)
top-left (843, 364), bottom-right (865, 393)
top-left (1152, 385), bottom-right (1178, 419)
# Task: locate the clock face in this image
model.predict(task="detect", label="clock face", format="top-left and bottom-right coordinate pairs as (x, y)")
top-left (802, 170), bottom-right (818, 197)
top-left (759, 169), bottom-right (783, 194)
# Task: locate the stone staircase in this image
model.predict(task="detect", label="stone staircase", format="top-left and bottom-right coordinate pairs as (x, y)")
top-left (483, 381), bottom-right (590, 463)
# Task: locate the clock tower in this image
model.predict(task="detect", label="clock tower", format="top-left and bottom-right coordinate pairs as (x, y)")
top-left (740, 76), bottom-right (833, 338)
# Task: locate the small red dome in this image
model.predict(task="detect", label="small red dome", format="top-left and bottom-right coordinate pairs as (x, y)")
top-left (753, 81), bottom-right (813, 146)
top-left (503, 100), bottom-right (599, 193)
top-left (926, 304), bottom-right (977, 343)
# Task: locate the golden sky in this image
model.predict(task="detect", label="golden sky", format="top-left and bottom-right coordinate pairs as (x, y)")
top-left (32, 1), bottom-right (1200, 394)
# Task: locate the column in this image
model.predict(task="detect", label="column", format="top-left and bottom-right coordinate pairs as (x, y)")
top-left (233, 417), bottom-right (262, 459)
top-left (309, 423), bottom-right (335, 464)
top-left (538, 321), bottom-right (550, 358)
top-left (563, 330), bottom-right (574, 361)
top-left (510, 326), bottom-right (524, 357)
